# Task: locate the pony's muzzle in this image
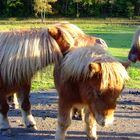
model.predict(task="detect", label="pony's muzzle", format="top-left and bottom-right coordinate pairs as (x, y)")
top-left (95, 113), bottom-right (114, 127)
top-left (97, 117), bottom-right (114, 127)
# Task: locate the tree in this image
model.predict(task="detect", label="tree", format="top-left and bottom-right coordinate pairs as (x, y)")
top-left (22, 0), bottom-right (34, 17)
top-left (6, 0), bottom-right (24, 17)
top-left (34, 0), bottom-right (57, 22)
top-left (73, 0), bottom-right (82, 17)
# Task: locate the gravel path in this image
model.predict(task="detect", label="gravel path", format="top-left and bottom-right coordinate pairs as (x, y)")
top-left (0, 88), bottom-right (140, 140)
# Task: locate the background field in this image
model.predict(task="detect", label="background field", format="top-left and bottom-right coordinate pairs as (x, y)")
top-left (0, 18), bottom-right (139, 90)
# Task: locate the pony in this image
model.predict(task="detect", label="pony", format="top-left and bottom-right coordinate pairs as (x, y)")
top-left (48, 22), bottom-right (108, 55)
top-left (54, 45), bottom-right (129, 140)
top-left (8, 22), bottom-right (108, 121)
top-left (128, 28), bottom-right (140, 62)
top-left (47, 22), bottom-right (108, 120)
top-left (0, 28), bottom-right (63, 135)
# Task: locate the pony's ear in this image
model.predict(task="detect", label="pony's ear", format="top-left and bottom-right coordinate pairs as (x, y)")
top-left (48, 27), bottom-right (60, 39)
top-left (89, 63), bottom-right (101, 77)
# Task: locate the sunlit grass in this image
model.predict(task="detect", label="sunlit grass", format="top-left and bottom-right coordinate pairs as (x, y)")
top-left (0, 18), bottom-right (139, 90)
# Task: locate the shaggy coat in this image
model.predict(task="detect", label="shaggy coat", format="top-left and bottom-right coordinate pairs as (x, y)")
top-left (8, 22), bottom-right (109, 121)
top-left (54, 45), bottom-right (129, 140)
top-left (48, 22), bottom-right (108, 54)
top-left (0, 28), bottom-right (62, 134)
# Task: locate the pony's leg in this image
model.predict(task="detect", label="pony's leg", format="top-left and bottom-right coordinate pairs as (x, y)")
top-left (17, 84), bottom-right (37, 130)
top-left (55, 101), bottom-right (72, 140)
top-left (13, 93), bottom-right (19, 109)
top-left (81, 107), bottom-right (85, 121)
top-left (85, 111), bottom-right (97, 140)
top-left (7, 93), bottom-right (19, 109)
top-left (0, 93), bottom-right (11, 135)
top-left (72, 107), bottom-right (85, 121)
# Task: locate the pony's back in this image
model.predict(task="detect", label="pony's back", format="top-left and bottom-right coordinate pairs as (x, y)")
top-left (0, 29), bottom-right (62, 85)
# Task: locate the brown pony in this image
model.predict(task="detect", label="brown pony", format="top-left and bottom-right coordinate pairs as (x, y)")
top-left (54, 45), bottom-right (129, 140)
top-left (48, 22), bottom-right (109, 120)
top-left (48, 22), bottom-right (108, 54)
top-left (0, 28), bottom-right (63, 135)
top-left (8, 22), bottom-right (108, 120)
top-left (128, 28), bottom-right (140, 62)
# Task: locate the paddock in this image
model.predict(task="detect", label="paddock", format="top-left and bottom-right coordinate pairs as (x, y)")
top-left (0, 89), bottom-right (139, 140)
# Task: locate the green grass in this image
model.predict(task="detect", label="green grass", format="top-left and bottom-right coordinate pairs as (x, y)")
top-left (31, 66), bottom-right (54, 91)
top-left (0, 18), bottom-right (139, 90)
top-left (78, 23), bottom-right (140, 89)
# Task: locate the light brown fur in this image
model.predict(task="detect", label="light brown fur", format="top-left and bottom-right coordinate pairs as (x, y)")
top-left (48, 22), bottom-right (108, 54)
top-left (0, 27), bottom-right (62, 134)
top-left (9, 22), bottom-right (108, 122)
top-left (54, 45), bottom-right (129, 140)
top-left (48, 22), bottom-right (108, 120)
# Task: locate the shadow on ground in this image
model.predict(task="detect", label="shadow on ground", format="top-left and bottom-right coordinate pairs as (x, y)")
top-left (1, 89), bottom-right (140, 140)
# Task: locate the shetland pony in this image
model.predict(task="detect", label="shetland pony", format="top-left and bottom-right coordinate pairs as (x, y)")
top-left (128, 28), bottom-right (140, 62)
top-left (48, 22), bottom-right (108, 54)
top-left (8, 22), bottom-right (108, 120)
top-left (48, 22), bottom-right (108, 120)
top-left (0, 28), bottom-right (63, 135)
top-left (54, 45), bottom-right (129, 140)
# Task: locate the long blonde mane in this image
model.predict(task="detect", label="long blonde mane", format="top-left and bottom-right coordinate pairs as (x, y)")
top-left (132, 28), bottom-right (140, 48)
top-left (0, 28), bottom-right (62, 85)
top-left (52, 22), bottom-right (108, 49)
top-left (61, 45), bottom-right (129, 90)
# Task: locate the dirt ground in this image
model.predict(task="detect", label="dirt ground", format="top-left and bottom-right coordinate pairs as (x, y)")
top-left (0, 88), bottom-right (140, 140)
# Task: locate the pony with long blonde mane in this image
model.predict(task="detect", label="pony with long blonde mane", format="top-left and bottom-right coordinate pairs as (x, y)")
top-left (128, 28), bottom-right (140, 62)
top-left (0, 28), bottom-right (63, 135)
top-left (47, 22), bottom-right (109, 120)
top-left (48, 22), bottom-right (108, 54)
top-left (4, 22), bottom-right (108, 135)
top-left (8, 22), bottom-right (108, 121)
top-left (54, 45), bottom-right (129, 140)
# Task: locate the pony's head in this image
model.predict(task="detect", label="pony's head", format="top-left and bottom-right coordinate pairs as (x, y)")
top-left (48, 22), bottom-right (108, 54)
top-left (62, 45), bottom-right (129, 127)
top-left (128, 29), bottom-right (140, 62)
top-left (88, 63), bottom-right (124, 126)
top-left (48, 22), bottom-right (84, 54)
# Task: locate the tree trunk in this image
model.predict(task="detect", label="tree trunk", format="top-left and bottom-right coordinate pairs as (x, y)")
top-left (76, 2), bottom-right (79, 18)
top-left (41, 11), bottom-right (44, 23)
top-left (43, 9), bottom-right (46, 21)
top-left (65, 0), bottom-right (69, 15)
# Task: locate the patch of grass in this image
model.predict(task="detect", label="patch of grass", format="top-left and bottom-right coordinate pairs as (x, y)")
top-left (32, 66), bottom-right (54, 91)
top-left (0, 18), bottom-right (139, 90)
top-left (75, 22), bottom-right (140, 89)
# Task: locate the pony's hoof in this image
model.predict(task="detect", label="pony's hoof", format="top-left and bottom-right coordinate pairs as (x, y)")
top-left (27, 124), bottom-right (37, 131)
top-left (0, 128), bottom-right (13, 137)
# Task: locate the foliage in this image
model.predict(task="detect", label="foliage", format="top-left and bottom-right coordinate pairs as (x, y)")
top-left (0, 18), bottom-right (139, 89)
top-left (6, 0), bottom-right (24, 17)
top-left (34, 0), bottom-right (57, 15)
top-left (0, 0), bottom-right (139, 18)
top-left (34, 0), bottom-right (57, 22)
